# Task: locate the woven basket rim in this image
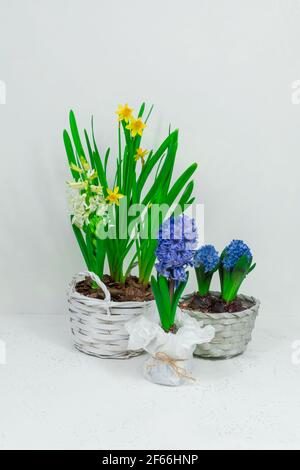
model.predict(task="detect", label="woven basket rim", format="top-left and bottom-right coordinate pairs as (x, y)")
top-left (69, 272), bottom-right (154, 308)
top-left (180, 291), bottom-right (260, 319)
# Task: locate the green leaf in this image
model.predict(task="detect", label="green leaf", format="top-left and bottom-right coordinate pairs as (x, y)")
top-left (104, 147), bottom-right (110, 172)
top-left (144, 104), bottom-right (154, 123)
top-left (234, 254), bottom-right (252, 272)
top-left (166, 163), bottom-right (197, 206)
top-left (151, 276), bottom-right (171, 331)
top-left (69, 110), bottom-right (86, 161)
top-left (93, 150), bottom-right (107, 190)
top-left (96, 237), bottom-right (106, 278)
top-left (137, 131), bottom-right (176, 196)
top-left (71, 222), bottom-right (90, 268)
top-left (63, 130), bottom-right (80, 181)
top-left (158, 275), bottom-right (171, 313)
top-left (248, 263), bottom-right (256, 274)
top-left (150, 276), bottom-right (163, 313)
top-left (195, 265), bottom-right (213, 297)
top-left (124, 252), bottom-right (139, 279)
top-left (219, 255), bottom-right (254, 302)
top-left (86, 228), bottom-right (96, 274)
top-left (84, 129), bottom-right (93, 162)
top-left (138, 102), bottom-right (145, 118)
top-left (186, 197), bottom-right (195, 206)
top-left (171, 278), bottom-right (188, 320)
top-left (84, 129), bottom-right (100, 186)
top-left (178, 181), bottom-right (194, 207)
top-left (142, 130), bottom-right (179, 205)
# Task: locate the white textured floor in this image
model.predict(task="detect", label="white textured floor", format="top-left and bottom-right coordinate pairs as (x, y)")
top-left (0, 311), bottom-right (300, 450)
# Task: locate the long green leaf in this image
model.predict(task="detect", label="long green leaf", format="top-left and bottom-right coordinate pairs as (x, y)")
top-left (166, 164), bottom-right (197, 206)
top-left (69, 110), bottom-right (86, 161)
top-left (63, 130), bottom-right (80, 181)
top-left (86, 228), bottom-right (96, 274)
top-left (158, 275), bottom-right (171, 317)
top-left (90, 116), bottom-right (108, 188)
top-left (178, 181), bottom-right (194, 207)
top-left (71, 222), bottom-right (90, 268)
top-left (172, 277), bottom-right (188, 319)
top-left (142, 131), bottom-right (178, 205)
top-left (144, 104), bottom-right (154, 123)
top-left (93, 150), bottom-right (107, 190)
top-left (138, 102), bottom-right (145, 118)
top-left (96, 238), bottom-right (106, 278)
top-left (137, 131), bottom-right (177, 196)
top-left (104, 147), bottom-right (110, 172)
top-left (151, 276), bottom-right (169, 330)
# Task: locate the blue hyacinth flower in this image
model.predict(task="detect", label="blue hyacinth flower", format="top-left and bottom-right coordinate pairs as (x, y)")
top-left (220, 239), bottom-right (256, 302)
top-left (194, 245), bottom-right (219, 297)
top-left (152, 214), bottom-right (198, 331)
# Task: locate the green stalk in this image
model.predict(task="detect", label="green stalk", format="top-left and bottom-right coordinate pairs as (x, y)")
top-left (195, 265), bottom-right (216, 297)
top-left (117, 124), bottom-right (122, 188)
top-left (169, 279), bottom-right (175, 305)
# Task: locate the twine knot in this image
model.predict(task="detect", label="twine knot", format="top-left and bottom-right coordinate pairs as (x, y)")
top-left (152, 352), bottom-right (196, 382)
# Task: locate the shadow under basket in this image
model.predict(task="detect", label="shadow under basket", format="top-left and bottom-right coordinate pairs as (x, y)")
top-left (180, 293), bottom-right (260, 359)
top-left (68, 271), bottom-right (154, 359)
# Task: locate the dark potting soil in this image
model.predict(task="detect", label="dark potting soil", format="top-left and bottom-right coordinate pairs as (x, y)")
top-left (179, 292), bottom-right (254, 314)
top-left (75, 275), bottom-right (154, 302)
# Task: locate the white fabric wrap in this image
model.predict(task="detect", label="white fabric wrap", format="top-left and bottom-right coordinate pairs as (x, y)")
top-left (125, 309), bottom-right (215, 385)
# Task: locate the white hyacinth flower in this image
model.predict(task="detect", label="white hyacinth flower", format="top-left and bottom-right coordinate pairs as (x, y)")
top-left (67, 183), bottom-right (109, 229)
top-left (67, 189), bottom-right (89, 228)
top-left (67, 180), bottom-right (88, 191)
top-left (96, 203), bottom-right (109, 217)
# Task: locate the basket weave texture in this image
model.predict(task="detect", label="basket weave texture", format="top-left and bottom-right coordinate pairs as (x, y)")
top-left (180, 293), bottom-right (260, 359)
top-left (68, 271), bottom-right (154, 359)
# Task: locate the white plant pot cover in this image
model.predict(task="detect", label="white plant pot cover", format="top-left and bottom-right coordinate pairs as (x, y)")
top-left (126, 309), bottom-right (215, 385)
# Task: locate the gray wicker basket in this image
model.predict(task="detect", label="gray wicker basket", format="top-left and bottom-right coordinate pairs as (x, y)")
top-left (180, 293), bottom-right (260, 359)
top-left (68, 271), bottom-right (154, 359)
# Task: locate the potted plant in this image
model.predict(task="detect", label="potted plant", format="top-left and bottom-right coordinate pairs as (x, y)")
top-left (65, 103), bottom-right (197, 359)
top-left (126, 215), bottom-right (215, 385)
top-left (180, 240), bottom-right (260, 359)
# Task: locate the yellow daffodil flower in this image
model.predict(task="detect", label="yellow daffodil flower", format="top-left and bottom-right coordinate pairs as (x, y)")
top-left (116, 104), bottom-right (133, 123)
top-left (106, 186), bottom-right (125, 206)
top-left (135, 147), bottom-right (149, 166)
top-left (126, 117), bottom-right (146, 137)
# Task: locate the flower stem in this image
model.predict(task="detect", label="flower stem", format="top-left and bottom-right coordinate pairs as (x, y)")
top-left (169, 279), bottom-right (175, 304)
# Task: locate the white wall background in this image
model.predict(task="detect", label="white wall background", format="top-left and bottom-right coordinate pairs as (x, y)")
top-left (1, 0), bottom-right (300, 318)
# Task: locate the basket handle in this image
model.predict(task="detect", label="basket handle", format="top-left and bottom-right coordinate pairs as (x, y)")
top-left (69, 271), bottom-right (112, 312)
top-left (75, 271), bottom-right (111, 316)
top-left (85, 271), bottom-right (111, 302)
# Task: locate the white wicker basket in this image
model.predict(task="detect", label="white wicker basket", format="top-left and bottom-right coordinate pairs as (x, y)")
top-left (68, 271), bottom-right (154, 359)
top-left (180, 293), bottom-right (260, 359)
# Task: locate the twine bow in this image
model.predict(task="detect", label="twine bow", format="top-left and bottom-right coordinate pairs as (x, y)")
top-left (151, 352), bottom-right (196, 382)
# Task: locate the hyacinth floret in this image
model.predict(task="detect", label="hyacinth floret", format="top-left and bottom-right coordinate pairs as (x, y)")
top-left (222, 239), bottom-right (252, 271)
top-left (194, 245), bottom-right (219, 273)
top-left (155, 214), bottom-right (198, 282)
